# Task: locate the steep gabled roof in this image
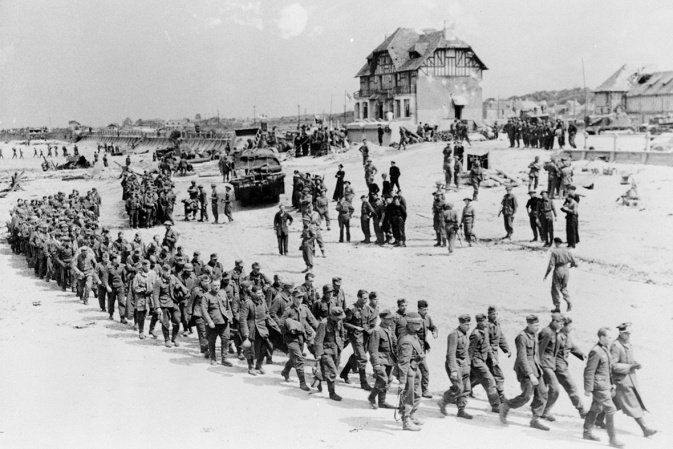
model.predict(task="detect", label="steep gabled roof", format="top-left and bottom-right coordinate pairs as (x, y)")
top-left (626, 71), bottom-right (673, 97)
top-left (595, 64), bottom-right (652, 92)
top-left (355, 27), bottom-right (487, 78)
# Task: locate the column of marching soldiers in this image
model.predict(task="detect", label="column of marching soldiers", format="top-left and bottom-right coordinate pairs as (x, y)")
top-left (5, 172), bottom-right (657, 448)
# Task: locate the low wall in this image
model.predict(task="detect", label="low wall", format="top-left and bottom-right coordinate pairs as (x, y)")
top-left (79, 135), bottom-right (229, 154)
top-left (561, 149), bottom-right (673, 167)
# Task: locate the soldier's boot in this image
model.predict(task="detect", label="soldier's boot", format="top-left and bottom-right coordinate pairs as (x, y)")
top-left (368, 388), bottom-right (378, 409)
top-left (220, 346), bottom-right (233, 367)
top-left (635, 417), bottom-right (658, 437)
top-left (339, 364), bottom-right (351, 384)
top-left (457, 408), bottom-right (473, 420)
top-left (499, 400), bottom-right (510, 424)
top-left (297, 370), bottom-right (311, 391)
top-left (577, 406), bottom-right (588, 419)
top-left (409, 414), bottom-right (425, 426)
top-left (280, 368), bottom-right (291, 382)
top-left (565, 300), bottom-right (573, 312)
top-left (378, 392), bottom-right (395, 409)
top-left (402, 417), bottom-right (421, 432)
top-left (247, 359), bottom-right (257, 376)
top-left (327, 382), bottom-right (342, 401)
top-left (595, 412), bottom-right (606, 429)
top-left (359, 369), bottom-right (372, 391)
top-left (530, 417), bottom-right (550, 431)
top-left (437, 399), bottom-right (448, 416)
top-left (606, 414), bottom-right (625, 448)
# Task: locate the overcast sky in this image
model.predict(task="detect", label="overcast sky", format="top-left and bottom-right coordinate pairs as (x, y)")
top-left (2, 0), bottom-right (673, 128)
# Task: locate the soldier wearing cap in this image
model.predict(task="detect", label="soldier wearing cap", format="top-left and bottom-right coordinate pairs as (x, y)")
top-left (240, 285), bottom-right (281, 375)
top-left (459, 197), bottom-right (476, 245)
top-left (480, 306), bottom-right (511, 400)
top-left (201, 280), bottom-right (234, 366)
top-left (186, 274), bottom-right (212, 357)
top-left (360, 194), bottom-right (376, 244)
top-left (204, 253), bottom-right (225, 284)
top-left (432, 191), bottom-right (446, 246)
top-left (191, 250), bottom-right (203, 276)
top-left (438, 314), bottom-right (473, 419)
top-left (301, 223), bottom-right (316, 272)
top-left (72, 245), bottom-right (97, 304)
top-left (582, 327), bottom-right (624, 447)
top-left (367, 309), bottom-right (397, 409)
top-left (131, 260), bottom-right (154, 338)
top-left (441, 202), bottom-right (459, 254)
top-left (545, 316), bottom-right (587, 419)
top-left (607, 322), bottom-right (657, 438)
top-left (106, 253), bottom-right (128, 323)
top-left (499, 314), bottom-right (550, 431)
top-left (279, 289), bottom-right (319, 390)
top-left (210, 184), bottom-right (220, 224)
top-left (152, 264), bottom-right (188, 348)
top-left (526, 190), bottom-right (543, 242)
top-left (222, 185), bottom-right (234, 223)
top-left (469, 313), bottom-right (501, 412)
top-left (469, 160), bottom-right (484, 201)
top-left (539, 191), bottom-right (557, 246)
top-left (538, 312), bottom-right (566, 422)
top-left (544, 237), bottom-right (577, 312)
top-left (499, 186), bottom-right (518, 240)
top-left (273, 204), bottom-right (294, 256)
top-left (312, 284), bottom-right (336, 320)
top-left (229, 259), bottom-right (247, 292)
top-left (162, 221), bottom-right (178, 255)
top-left (313, 306), bottom-right (346, 401)
top-left (417, 300), bottom-right (437, 398)
top-left (340, 289), bottom-right (374, 390)
top-left (397, 311), bottom-right (425, 431)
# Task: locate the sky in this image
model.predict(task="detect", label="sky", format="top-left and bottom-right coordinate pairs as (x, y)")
top-left (2, 0), bottom-right (673, 128)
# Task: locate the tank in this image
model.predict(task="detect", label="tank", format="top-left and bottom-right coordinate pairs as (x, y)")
top-left (230, 147), bottom-right (285, 205)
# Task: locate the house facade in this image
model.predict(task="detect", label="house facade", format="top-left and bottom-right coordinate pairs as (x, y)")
top-left (353, 27), bottom-right (487, 127)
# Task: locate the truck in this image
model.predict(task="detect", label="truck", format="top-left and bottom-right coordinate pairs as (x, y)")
top-left (230, 147), bottom-right (285, 205)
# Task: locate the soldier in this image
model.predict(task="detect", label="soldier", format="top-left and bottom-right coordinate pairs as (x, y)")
top-left (443, 145), bottom-right (454, 191)
top-left (545, 316), bottom-right (587, 418)
top-left (499, 186), bottom-right (518, 239)
top-left (561, 195), bottom-right (579, 248)
top-left (240, 285), bottom-right (281, 375)
top-left (313, 306), bottom-right (346, 401)
top-left (210, 184), bottom-right (220, 224)
top-left (162, 221), bottom-right (178, 255)
top-left (279, 290), bottom-right (319, 390)
top-left (340, 289), bottom-right (374, 390)
top-left (582, 327), bottom-right (624, 447)
top-left (469, 313), bottom-right (501, 412)
top-left (359, 138), bottom-right (369, 165)
top-left (95, 252), bottom-right (110, 313)
top-left (273, 204), bottom-right (293, 256)
top-left (544, 237), bottom-right (577, 312)
top-left (131, 260), bottom-right (154, 339)
top-left (499, 315), bottom-right (550, 431)
top-left (223, 186), bottom-right (234, 223)
top-left (526, 190), bottom-right (543, 242)
top-left (152, 264), bottom-right (188, 347)
top-left (441, 203), bottom-right (459, 254)
top-left (432, 192), bottom-right (446, 247)
top-left (314, 188), bottom-right (330, 231)
top-left (469, 161), bottom-right (484, 201)
top-left (528, 156), bottom-right (542, 190)
top-left (544, 158), bottom-right (560, 199)
top-left (72, 246), bottom-right (96, 305)
top-left (336, 197), bottom-right (353, 243)
top-left (367, 309), bottom-right (397, 409)
top-left (57, 236), bottom-right (74, 291)
top-left (397, 312), bottom-right (425, 431)
top-left (438, 314), bottom-right (473, 419)
top-left (202, 280), bottom-right (234, 366)
top-left (296, 272), bottom-right (319, 310)
top-left (539, 191), bottom-right (557, 246)
top-left (609, 322), bottom-right (657, 437)
top-left (389, 161), bottom-right (401, 192)
top-left (417, 300), bottom-right (437, 398)
top-left (106, 254), bottom-right (127, 323)
top-left (459, 197), bottom-right (475, 245)
top-left (538, 313), bottom-right (566, 422)
top-left (360, 195), bottom-right (375, 244)
top-left (186, 274), bottom-right (211, 358)
top-left (477, 306), bottom-right (511, 401)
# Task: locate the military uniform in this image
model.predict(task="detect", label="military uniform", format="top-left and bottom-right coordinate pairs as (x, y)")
top-left (313, 309), bottom-right (346, 400)
top-left (202, 288), bottom-right (234, 365)
top-left (368, 322), bottom-right (397, 407)
top-left (469, 320), bottom-right (501, 410)
top-left (440, 324), bottom-right (471, 414)
top-left (279, 299), bottom-right (319, 389)
top-left (340, 302), bottom-right (374, 389)
top-left (397, 325), bottom-right (425, 429)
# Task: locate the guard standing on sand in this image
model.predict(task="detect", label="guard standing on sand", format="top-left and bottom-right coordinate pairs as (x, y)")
top-left (460, 197), bottom-right (475, 245)
top-left (273, 204), bottom-right (293, 255)
top-left (197, 185), bottom-right (208, 222)
top-left (544, 237), bottom-right (577, 312)
top-left (526, 190), bottom-right (543, 242)
top-left (210, 184), bottom-right (220, 224)
top-left (300, 223), bottom-right (315, 272)
top-left (500, 186), bottom-right (518, 239)
top-left (223, 186), bottom-right (234, 222)
top-left (539, 191), bottom-right (557, 246)
top-left (397, 312), bottom-right (425, 431)
top-left (469, 161), bottom-right (484, 201)
top-left (499, 314), bottom-right (550, 431)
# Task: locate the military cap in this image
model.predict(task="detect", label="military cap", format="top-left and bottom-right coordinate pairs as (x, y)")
top-left (528, 190), bottom-right (536, 195)
top-left (343, 181), bottom-right (351, 185)
top-left (458, 314), bottom-right (471, 323)
top-left (562, 316), bottom-right (573, 326)
top-left (553, 237), bottom-right (563, 244)
top-left (463, 197), bottom-right (472, 202)
top-left (252, 262), bottom-right (260, 269)
top-left (445, 202), bottom-right (454, 209)
top-left (184, 263), bottom-right (194, 271)
top-left (149, 255), bottom-right (157, 263)
top-left (283, 281), bottom-right (296, 290)
top-left (322, 284), bottom-right (334, 293)
top-left (163, 221), bottom-right (173, 226)
top-left (235, 259), bottom-right (243, 265)
top-left (551, 312), bottom-right (564, 322)
top-left (540, 191), bottom-right (549, 195)
top-left (222, 271), bottom-right (231, 280)
top-left (161, 246), bottom-right (169, 251)
top-left (240, 280), bottom-right (252, 289)
top-left (225, 185), bottom-right (232, 190)
top-left (211, 183), bottom-right (216, 188)
top-left (292, 289), bottom-right (304, 298)
top-left (526, 314), bottom-right (539, 324)
top-left (61, 236), bottom-right (71, 242)
top-left (379, 309), bottom-right (393, 319)
top-left (134, 248), bottom-right (141, 254)
top-left (369, 291), bottom-right (378, 300)
top-left (360, 195), bottom-right (366, 200)
top-left (505, 186), bottom-right (513, 191)
top-left (475, 313), bottom-right (487, 322)
top-left (194, 250), bottom-right (201, 255)
top-left (417, 299), bottom-right (428, 308)
top-left (210, 253), bottom-right (218, 259)
top-left (141, 259), bottom-right (151, 265)
top-left (161, 264), bottom-right (171, 271)
top-left (616, 322), bottom-right (632, 332)
top-left (330, 307), bottom-right (346, 319)
top-left (397, 298), bottom-right (407, 305)
top-left (487, 305), bottom-right (498, 313)
top-left (332, 276), bottom-right (342, 284)
top-left (79, 245), bottom-right (89, 251)
top-left (406, 312), bottom-right (423, 323)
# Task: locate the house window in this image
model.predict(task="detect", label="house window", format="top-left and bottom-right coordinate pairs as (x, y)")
top-left (404, 99), bottom-right (410, 117)
top-left (355, 103), bottom-right (360, 120)
top-left (363, 103), bottom-right (368, 119)
top-left (395, 100), bottom-right (401, 118)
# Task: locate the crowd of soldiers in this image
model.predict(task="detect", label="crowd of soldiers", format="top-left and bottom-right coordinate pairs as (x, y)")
top-left (504, 118), bottom-right (579, 150)
top-left (4, 197), bottom-right (657, 444)
top-left (121, 170), bottom-right (177, 229)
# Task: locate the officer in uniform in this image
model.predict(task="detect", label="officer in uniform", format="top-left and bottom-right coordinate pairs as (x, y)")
top-left (201, 280), bottom-right (234, 366)
top-left (438, 314), bottom-right (473, 419)
top-left (469, 313), bottom-right (501, 412)
top-left (360, 195), bottom-right (376, 244)
top-left (210, 184), bottom-right (220, 224)
top-left (538, 312), bottom-right (565, 422)
top-left (500, 186), bottom-right (518, 239)
top-left (539, 191), bottom-right (557, 246)
top-left (499, 315), bottom-right (550, 431)
top-left (313, 306), bottom-right (346, 401)
top-left (367, 309), bottom-right (397, 409)
top-left (469, 161), bottom-right (484, 201)
top-left (441, 203), bottom-right (459, 254)
top-left (432, 192), bottom-right (446, 246)
top-left (397, 312), bottom-right (425, 431)
top-left (417, 300), bottom-right (437, 398)
top-left (526, 190), bottom-right (543, 242)
top-left (460, 197), bottom-right (476, 245)
top-left (478, 306), bottom-right (511, 400)
top-left (279, 290), bottom-right (319, 391)
top-left (223, 186), bottom-right (234, 222)
top-left (340, 289), bottom-right (374, 390)
top-left (544, 237), bottom-right (578, 312)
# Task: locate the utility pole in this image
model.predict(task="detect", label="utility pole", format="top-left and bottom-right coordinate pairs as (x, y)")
top-left (329, 94), bottom-right (333, 129)
top-left (253, 105), bottom-right (256, 126)
top-left (297, 104), bottom-right (300, 129)
top-left (582, 58), bottom-right (588, 149)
